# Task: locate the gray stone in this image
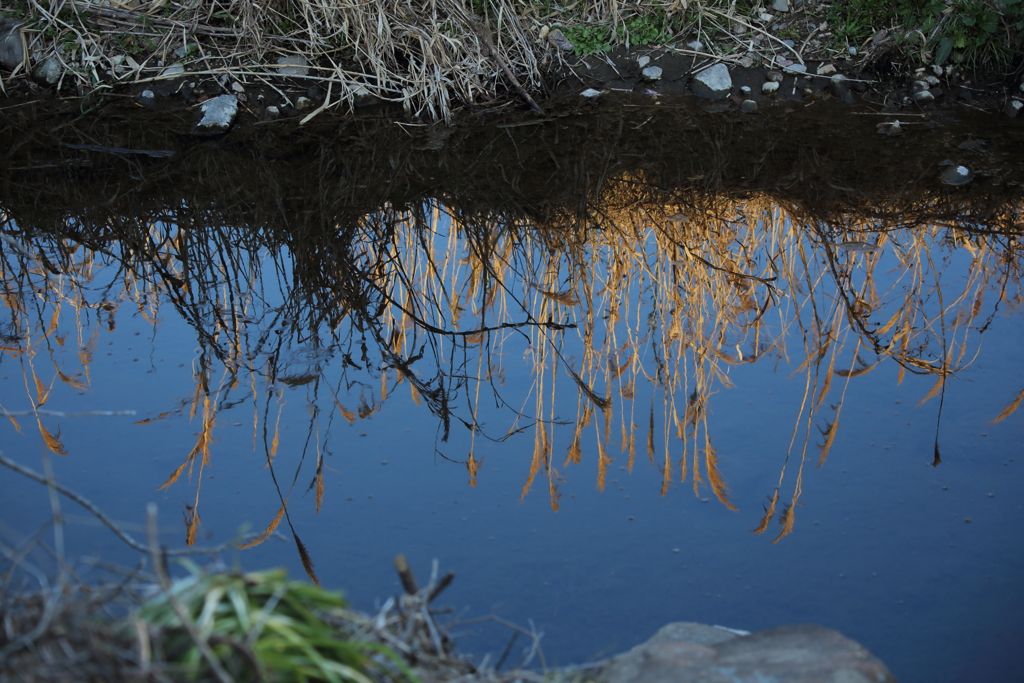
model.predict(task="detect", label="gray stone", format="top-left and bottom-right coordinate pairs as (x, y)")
top-left (940, 165), bottom-right (972, 186)
top-left (32, 56), bottom-right (62, 85)
top-left (641, 66), bottom-right (662, 81)
top-left (686, 39), bottom-right (703, 52)
top-left (830, 75), bottom-right (854, 103)
top-left (0, 19), bottom-right (25, 71)
top-left (1004, 99), bottom-right (1023, 118)
top-left (762, 81), bottom-right (780, 95)
top-left (739, 85), bottom-right (751, 96)
top-left (173, 43), bottom-right (197, 59)
top-left (740, 99), bottom-right (758, 113)
top-left (195, 94), bottom-right (238, 133)
top-left (783, 63), bottom-right (807, 75)
top-left (766, 70), bottom-right (784, 82)
top-left (264, 105), bottom-right (280, 118)
top-left (637, 55), bottom-right (650, 68)
top-left (593, 623), bottom-right (897, 683)
top-left (276, 55), bottom-right (309, 76)
top-left (161, 63), bottom-right (185, 78)
top-left (580, 88), bottom-right (604, 98)
top-left (911, 79), bottom-right (929, 92)
top-left (547, 28), bottom-right (573, 52)
top-left (772, 0), bottom-right (790, 11)
top-left (352, 86), bottom-right (379, 108)
top-left (139, 90), bottom-right (156, 106)
top-left (690, 63), bottom-right (732, 99)
top-left (913, 89), bottom-right (935, 104)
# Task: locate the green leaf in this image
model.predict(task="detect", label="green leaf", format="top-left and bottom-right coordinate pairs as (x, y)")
top-left (935, 36), bottom-right (954, 64)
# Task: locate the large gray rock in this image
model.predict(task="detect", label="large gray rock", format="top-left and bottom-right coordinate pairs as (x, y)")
top-left (592, 623), bottom-right (897, 683)
top-left (690, 63), bottom-right (732, 99)
top-left (195, 94), bottom-right (238, 133)
top-left (0, 19), bottom-right (24, 71)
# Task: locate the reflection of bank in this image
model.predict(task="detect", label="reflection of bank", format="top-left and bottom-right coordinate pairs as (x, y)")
top-left (1, 99), bottom-right (1022, 567)
top-left (1, 180), bottom-right (1020, 566)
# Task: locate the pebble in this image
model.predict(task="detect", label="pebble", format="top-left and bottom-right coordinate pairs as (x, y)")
top-left (580, 88), bottom-right (604, 98)
top-left (265, 105), bottom-right (280, 118)
top-left (739, 85), bottom-right (751, 96)
top-left (686, 39), bottom-right (703, 52)
top-left (766, 70), bottom-right (784, 82)
top-left (32, 56), bottom-right (63, 85)
top-left (1005, 99), bottom-right (1023, 118)
top-left (194, 94), bottom-right (238, 133)
top-left (139, 89), bottom-right (156, 106)
top-left (816, 63), bottom-right (836, 76)
top-left (641, 66), bottom-right (663, 81)
top-left (913, 89), bottom-right (935, 104)
top-left (772, 0), bottom-right (789, 12)
top-left (762, 81), bottom-right (779, 95)
top-left (276, 55), bottom-right (309, 76)
top-left (740, 99), bottom-right (758, 113)
top-left (637, 55), bottom-right (651, 68)
top-left (690, 63), bottom-right (732, 99)
top-left (783, 63), bottom-right (807, 75)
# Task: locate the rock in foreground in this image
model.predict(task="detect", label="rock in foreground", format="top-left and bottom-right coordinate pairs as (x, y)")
top-left (590, 622), bottom-right (898, 683)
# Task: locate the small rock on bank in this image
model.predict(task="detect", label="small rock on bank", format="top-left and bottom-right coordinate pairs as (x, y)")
top-left (0, 19), bottom-right (25, 70)
top-left (195, 94), bottom-right (238, 133)
top-left (691, 63), bottom-right (732, 100)
top-left (590, 622), bottom-right (897, 683)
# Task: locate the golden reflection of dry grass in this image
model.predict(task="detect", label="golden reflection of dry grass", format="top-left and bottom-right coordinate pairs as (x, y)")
top-left (1, 188), bottom-right (1022, 556)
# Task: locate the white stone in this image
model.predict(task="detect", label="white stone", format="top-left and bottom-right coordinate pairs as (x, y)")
top-left (913, 89), bottom-right (934, 104)
top-left (816, 63), bottom-right (836, 76)
top-left (759, 12), bottom-right (774, 22)
top-left (641, 66), bottom-right (663, 81)
top-left (783, 63), bottom-right (807, 75)
top-left (691, 63), bottom-right (732, 99)
top-left (637, 55), bottom-right (651, 68)
top-left (762, 81), bottom-right (780, 94)
top-left (1005, 99), bottom-right (1024, 118)
top-left (580, 88), bottom-right (604, 98)
top-left (686, 40), bottom-right (703, 52)
top-left (231, 81), bottom-right (245, 93)
top-left (195, 94), bottom-right (238, 133)
top-left (926, 75), bottom-right (940, 86)
top-left (265, 105), bottom-right (280, 118)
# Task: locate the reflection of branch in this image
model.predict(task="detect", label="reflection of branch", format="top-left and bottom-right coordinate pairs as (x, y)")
top-left (1, 410), bottom-right (136, 417)
top-left (0, 453), bottom-right (270, 557)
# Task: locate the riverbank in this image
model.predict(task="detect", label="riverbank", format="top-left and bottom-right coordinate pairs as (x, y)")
top-left (1, 1), bottom-right (1022, 121)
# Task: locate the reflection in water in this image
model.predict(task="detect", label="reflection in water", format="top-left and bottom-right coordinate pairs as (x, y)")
top-left (2, 181), bottom-right (1020, 568)
top-left (2, 100), bottom-right (1023, 682)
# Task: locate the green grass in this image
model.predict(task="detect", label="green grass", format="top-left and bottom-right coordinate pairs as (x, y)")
top-left (136, 565), bottom-right (417, 683)
top-left (827, 0), bottom-right (1024, 73)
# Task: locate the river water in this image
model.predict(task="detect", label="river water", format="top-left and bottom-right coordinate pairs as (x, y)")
top-left (1, 94), bottom-right (1022, 682)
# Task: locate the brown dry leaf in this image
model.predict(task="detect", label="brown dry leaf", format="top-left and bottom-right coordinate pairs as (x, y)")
top-left (135, 411), bottom-right (171, 425)
top-left (336, 402), bottom-right (357, 424)
top-left (991, 388), bottom-right (1024, 423)
top-left (238, 503), bottom-right (287, 549)
top-left (771, 504), bottom-right (796, 544)
top-left (817, 420), bottom-right (839, 467)
top-left (917, 376), bottom-right (945, 406)
top-left (315, 465), bottom-right (324, 514)
top-left (705, 447), bottom-right (737, 511)
top-left (295, 534), bottom-right (320, 587)
top-left (186, 510), bottom-right (201, 546)
top-left (834, 362), bottom-right (877, 378)
top-left (647, 406), bottom-right (655, 466)
top-left (33, 373), bottom-right (51, 407)
top-left (39, 423), bottom-right (68, 456)
top-left (751, 490), bottom-right (780, 535)
top-left (55, 367), bottom-right (87, 391)
top-left (466, 452), bottom-right (480, 487)
top-left (463, 331), bottom-right (486, 344)
top-left (157, 461), bottom-right (190, 490)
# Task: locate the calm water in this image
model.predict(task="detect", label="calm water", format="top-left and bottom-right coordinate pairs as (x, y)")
top-left (2, 99), bottom-right (1023, 683)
